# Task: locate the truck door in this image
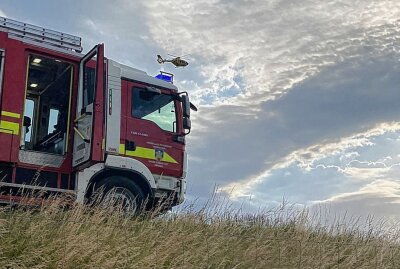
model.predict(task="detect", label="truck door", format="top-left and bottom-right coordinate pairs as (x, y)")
top-left (72, 44), bottom-right (105, 167)
top-left (124, 83), bottom-right (184, 178)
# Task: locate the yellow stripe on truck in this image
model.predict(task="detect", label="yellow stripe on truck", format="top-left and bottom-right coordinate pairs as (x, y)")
top-left (119, 144), bottom-right (178, 164)
top-left (119, 144), bottom-right (126, 154)
top-left (0, 120), bottom-right (19, 135)
top-left (1, 111), bottom-right (21, 119)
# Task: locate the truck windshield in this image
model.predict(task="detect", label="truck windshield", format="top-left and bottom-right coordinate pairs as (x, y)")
top-left (132, 87), bottom-right (177, 133)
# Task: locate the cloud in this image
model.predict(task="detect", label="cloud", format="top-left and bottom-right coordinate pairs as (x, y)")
top-left (137, 0), bottom-right (400, 213)
top-left (143, 0), bottom-right (400, 105)
top-left (321, 180), bottom-right (400, 204)
top-left (73, 1), bottom-right (160, 72)
top-left (312, 180), bottom-right (400, 224)
top-left (187, 51), bottom-right (400, 200)
top-left (221, 122), bottom-right (400, 198)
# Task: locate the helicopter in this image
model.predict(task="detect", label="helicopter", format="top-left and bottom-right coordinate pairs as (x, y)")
top-left (157, 54), bottom-right (189, 68)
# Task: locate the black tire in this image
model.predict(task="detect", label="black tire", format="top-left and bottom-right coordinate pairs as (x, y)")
top-left (92, 176), bottom-right (145, 214)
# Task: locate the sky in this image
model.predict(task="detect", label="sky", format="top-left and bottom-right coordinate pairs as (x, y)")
top-left (2, 0), bottom-right (400, 221)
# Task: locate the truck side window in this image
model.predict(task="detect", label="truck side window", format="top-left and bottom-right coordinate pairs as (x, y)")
top-left (47, 108), bottom-right (59, 134)
top-left (24, 99), bottom-right (35, 143)
top-left (132, 87), bottom-right (177, 133)
top-left (83, 66), bottom-right (95, 107)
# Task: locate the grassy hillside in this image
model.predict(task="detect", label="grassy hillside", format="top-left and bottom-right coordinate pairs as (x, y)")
top-left (0, 198), bottom-right (399, 268)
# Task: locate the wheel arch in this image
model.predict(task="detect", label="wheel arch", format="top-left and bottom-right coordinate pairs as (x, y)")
top-left (84, 167), bottom-right (154, 200)
top-left (77, 155), bottom-right (157, 202)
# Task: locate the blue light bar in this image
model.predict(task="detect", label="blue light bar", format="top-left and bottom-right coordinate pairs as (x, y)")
top-left (155, 73), bottom-right (173, 83)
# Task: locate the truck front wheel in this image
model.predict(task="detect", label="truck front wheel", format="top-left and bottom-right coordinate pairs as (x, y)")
top-left (93, 176), bottom-right (145, 214)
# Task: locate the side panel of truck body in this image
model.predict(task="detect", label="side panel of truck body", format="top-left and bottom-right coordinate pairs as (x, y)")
top-left (0, 32), bottom-right (82, 195)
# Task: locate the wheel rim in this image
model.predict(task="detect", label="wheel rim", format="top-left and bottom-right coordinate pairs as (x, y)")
top-left (103, 187), bottom-right (137, 213)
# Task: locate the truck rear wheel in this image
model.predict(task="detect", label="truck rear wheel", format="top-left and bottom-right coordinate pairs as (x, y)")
top-left (93, 176), bottom-right (145, 214)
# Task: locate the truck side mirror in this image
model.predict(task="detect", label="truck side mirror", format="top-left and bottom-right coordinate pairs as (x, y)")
top-left (190, 102), bottom-right (198, 112)
top-left (182, 95), bottom-right (190, 118)
top-left (183, 117), bottom-right (191, 130)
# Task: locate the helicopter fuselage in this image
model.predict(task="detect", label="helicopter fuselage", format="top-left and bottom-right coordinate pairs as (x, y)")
top-left (158, 55), bottom-right (189, 67)
top-left (169, 57), bottom-right (188, 67)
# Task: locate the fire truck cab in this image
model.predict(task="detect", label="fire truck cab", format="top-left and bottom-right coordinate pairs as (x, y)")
top-left (0, 17), bottom-right (194, 211)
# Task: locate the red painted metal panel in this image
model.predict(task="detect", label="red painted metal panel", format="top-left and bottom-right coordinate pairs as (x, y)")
top-left (0, 133), bottom-right (13, 161)
top-left (0, 32), bottom-right (6, 110)
top-left (90, 43), bottom-right (105, 162)
top-left (0, 36), bottom-right (27, 163)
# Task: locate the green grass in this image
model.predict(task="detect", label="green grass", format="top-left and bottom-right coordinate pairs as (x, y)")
top-left (0, 197), bottom-right (399, 268)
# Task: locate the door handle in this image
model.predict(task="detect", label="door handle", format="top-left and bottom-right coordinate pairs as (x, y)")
top-left (126, 140), bottom-right (136, 151)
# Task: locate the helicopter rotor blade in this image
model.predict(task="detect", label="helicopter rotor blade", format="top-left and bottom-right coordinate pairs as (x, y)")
top-left (168, 53), bottom-right (191, 59)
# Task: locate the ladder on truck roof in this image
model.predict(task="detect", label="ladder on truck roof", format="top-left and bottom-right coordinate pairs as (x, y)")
top-left (0, 16), bottom-right (83, 53)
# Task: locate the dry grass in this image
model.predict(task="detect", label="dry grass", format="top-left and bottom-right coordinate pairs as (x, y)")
top-left (0, 196), bottom-right (399, 269)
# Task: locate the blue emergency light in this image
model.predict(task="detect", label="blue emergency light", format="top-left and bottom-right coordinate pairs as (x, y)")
top-left (155, 72), bottom-right (174, 83)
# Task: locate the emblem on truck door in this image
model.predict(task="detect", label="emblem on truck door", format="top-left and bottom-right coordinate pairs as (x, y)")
top-left (155, 149), bottom-right (164, 161)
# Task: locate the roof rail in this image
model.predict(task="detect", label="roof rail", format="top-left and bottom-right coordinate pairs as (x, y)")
top-left (0, 16), bottom-right (83, 53)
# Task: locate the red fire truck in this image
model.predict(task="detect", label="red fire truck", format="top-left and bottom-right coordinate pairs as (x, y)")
top-left (0, 17), bottom-right (196, 212)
